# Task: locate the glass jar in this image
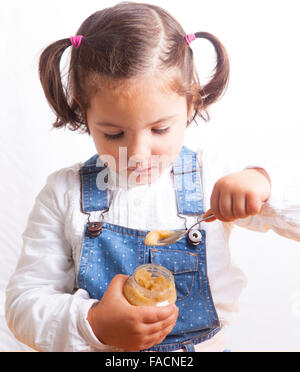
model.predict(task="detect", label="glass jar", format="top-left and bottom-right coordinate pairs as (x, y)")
top-left (123, 264), bottom-right (177, 306)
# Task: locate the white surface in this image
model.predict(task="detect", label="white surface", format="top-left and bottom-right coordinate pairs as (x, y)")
top-left (227, 227), bottom-right (300, 352)
top-left (1, 0), bottom-right (299, 351)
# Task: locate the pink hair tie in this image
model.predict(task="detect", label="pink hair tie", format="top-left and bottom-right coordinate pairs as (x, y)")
top-left (185, 33), bottom-right (196, 46)
top-left (70, 35), bottom-right (83, 48)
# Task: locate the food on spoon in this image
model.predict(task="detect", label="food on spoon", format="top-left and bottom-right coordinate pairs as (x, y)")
top-left (145, 230), bottom-right (175, 246)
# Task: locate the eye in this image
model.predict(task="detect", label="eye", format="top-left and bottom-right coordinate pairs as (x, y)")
top-left (103, 128), bottom-right (170, 140)
top-left (153, 127), bottom-right (170, 135)
top-left (103, 132), bottom-right (123, 140)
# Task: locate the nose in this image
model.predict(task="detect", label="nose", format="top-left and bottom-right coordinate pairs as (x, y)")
top-left (127, 134), bottom-right (151, 169)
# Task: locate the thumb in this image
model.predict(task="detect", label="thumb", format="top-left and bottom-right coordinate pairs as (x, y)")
top-left (109, 274), bottom-right (129, 290)
top-left (105, 274), bottom-right (129, 300)
top-left (202, 209), bottom-right (216, 222)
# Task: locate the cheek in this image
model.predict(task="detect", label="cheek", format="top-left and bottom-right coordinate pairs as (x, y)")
top-left (98, 147), bottom-right (122, 173)
top-left (153, 134), bottom-right (185, 166)
top-left (90, 130), bottom-right (119, 161)
top-left (167, 124), bottom-right (186, 151)
top-left (169, 127), bottom-right (186, 159)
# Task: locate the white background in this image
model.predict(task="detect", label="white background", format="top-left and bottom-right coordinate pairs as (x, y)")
top-left (1, 0), bottom-right (300, 351)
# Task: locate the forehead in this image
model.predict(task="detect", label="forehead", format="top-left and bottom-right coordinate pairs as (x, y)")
top-left (91, 69), bottom-right (181, 98)
top-left (88, 73), bottom-right (188, 121)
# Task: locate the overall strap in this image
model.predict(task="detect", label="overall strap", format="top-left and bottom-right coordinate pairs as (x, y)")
top-left (79, 154), bottom-right (110, 213)
top-left (172, 146), bottom-right (204, 215)
top-left (79, 146), bottom-right (203, 215)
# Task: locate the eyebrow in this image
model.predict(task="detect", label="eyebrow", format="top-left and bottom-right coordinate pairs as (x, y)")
top-left (95, 115), bottom-right (177, 128)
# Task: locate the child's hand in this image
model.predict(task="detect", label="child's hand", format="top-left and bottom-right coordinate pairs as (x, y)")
top-left (87, 274), bottom-right (178, 351)
top-left (203, 168), bottom-right (271, 222)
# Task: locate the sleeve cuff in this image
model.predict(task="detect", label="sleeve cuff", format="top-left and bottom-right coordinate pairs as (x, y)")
top-left (78, 299), bottom-right (124, 352)
top-left (78, 299), bottom-right (109, 351)
top-left (244, 163), bottom-right (300, 226)
top-left (243, 162), bottom-right (279, 208)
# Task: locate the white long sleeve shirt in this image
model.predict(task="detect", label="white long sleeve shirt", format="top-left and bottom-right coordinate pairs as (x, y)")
top-left (5, 144), bottom-right (300, 352)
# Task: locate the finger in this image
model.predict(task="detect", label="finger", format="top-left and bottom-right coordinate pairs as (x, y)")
top-left (109, 274), bottom-right (129, 290)
top-left (218, 191), bottom-right (234, 221)
top-left (153, 322), bottom-right (177, 345)
top-left (106, 274), bottom-right (130, 304)
top-left (210, 189), bottom-right (220, 220)
top-left (140, 321), bottom-right (177, 351)
top-left (232, 193), bottom-right (248, 219)
top-left (146, 308), bottom-right (178, 334)
top-left (202, 209), bottom-right (217, 222)
top-left (246, 193), bottom-right (262, 216)
top-left (141, 304), bottom-right (178, 324)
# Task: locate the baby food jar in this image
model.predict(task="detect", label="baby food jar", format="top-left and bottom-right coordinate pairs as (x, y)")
top-left (123, 264), bottom-right (177, 307)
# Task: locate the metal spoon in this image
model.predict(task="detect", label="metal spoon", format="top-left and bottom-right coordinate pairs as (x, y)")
top-left (147, 213), bottom-right (215, 246)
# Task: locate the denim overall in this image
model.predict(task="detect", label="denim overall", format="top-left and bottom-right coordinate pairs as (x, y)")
top-left (78, 146), bottom-right (221, 352)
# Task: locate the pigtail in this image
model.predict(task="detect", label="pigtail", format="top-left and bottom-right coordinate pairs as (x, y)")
top-left (193, 32), bottom-right (230, 120)
top-left (39, 39), bottom-right (84, 130)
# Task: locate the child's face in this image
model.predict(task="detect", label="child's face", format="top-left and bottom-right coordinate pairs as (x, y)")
top-left (87, 75), bottom-right (192, 186)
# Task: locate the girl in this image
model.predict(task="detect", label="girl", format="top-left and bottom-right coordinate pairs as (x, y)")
top-left (5, 2), bottom-right (300, 352)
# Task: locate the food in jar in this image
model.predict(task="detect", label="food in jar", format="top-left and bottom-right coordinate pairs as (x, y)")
top-left (123, 264), bottom-right (177, 306)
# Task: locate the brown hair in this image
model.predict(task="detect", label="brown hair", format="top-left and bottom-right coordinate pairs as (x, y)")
top-left (39, 1), bottom-right (229, 133)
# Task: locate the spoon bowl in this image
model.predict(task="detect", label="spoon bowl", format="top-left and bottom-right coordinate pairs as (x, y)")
top-left (145, 213), bottom-right (215, 246)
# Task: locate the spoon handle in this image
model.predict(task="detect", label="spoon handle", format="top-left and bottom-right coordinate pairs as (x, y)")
top-left (188, 212), bottom-right (215, 231)
top-left (158, 212), bottom-right (215, 245)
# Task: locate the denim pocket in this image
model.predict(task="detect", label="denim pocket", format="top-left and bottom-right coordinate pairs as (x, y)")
top-left (150, 249), bottom-right (198, 301)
